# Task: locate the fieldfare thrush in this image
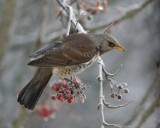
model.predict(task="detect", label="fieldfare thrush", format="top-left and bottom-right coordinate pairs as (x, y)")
top-left (17, 33), bottom-right (125, 110)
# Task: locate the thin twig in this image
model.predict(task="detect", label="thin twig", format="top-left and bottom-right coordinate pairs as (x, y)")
top-left (45, 0), bottom-right (155, 43)
top-left (97, 57), bottom-right (105, 128)
top-left (66, 6), bottom-right (72, 36)
top-left (103, 99), bottom-right (134, 109)
top-left (56, 0), bottom-right (86, 33)
top-left (88, 0), bottom-right (155, 32)
top-left (74, 12), bottom-right (86, 32)
top-left (102, 64), bottom-right (122, 77)
top-left (103, 122), bottom-right (128, 128)
top-left (97, 57), bottom-right (125, 128)
top-left (56, 0), bottom-right (68, 13)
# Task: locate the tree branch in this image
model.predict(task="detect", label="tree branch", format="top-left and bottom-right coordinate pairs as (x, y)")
top-left (44, 0), bottom-right (155, 43)
top-left (88, 0), bottom-right (155, 32)
top-left (97, 57), bottom-right (131, 128)
top-left (56, 0), bottom-right (86, 33)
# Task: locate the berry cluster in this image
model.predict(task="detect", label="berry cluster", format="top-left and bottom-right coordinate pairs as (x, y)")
top-left (35, 102), bottom-right (58, 121)
top-left (51, 77), bottom-right (86, 103)
top-left (110, 82), bottom-right (129, 100)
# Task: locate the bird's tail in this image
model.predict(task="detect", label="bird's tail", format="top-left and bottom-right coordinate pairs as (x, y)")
top-left (17, 67), bottom-right (52, 110)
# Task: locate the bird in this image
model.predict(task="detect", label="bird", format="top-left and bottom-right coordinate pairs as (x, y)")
top-left (17, 33), bottom-right (125, 110)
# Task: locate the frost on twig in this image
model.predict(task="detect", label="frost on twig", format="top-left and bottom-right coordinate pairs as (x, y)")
top-left (97, 57), bottom-right (132, 128)
top-left (56, 0), bottom-right (87, 33)
top-left (103, 100), bottom-right (134, 109)
top-left (102, 64), bottom-right (131, 100)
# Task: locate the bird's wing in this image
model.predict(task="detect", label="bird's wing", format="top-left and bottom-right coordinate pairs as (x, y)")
top-left (28, 34), bottom-right (99, 67)
top-left (29, 41), bottom-right (62, 59)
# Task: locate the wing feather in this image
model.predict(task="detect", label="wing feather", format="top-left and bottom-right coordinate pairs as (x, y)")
top-left (28, 34), bottom-right (99, 67)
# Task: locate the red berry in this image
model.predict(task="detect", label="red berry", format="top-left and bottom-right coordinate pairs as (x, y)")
top-left (67, 97), bottom-right (73, 103)
top-left (52, 84), bottom-right (61, 92)
top-left (66, 89), bottom-right (71, 95)
top-left (35, 103), bottom-right (54, 119)
top-left (111, 93), bottom-right (116, 98)
top-left (57, 93), bottom-right (63, 99)
top-left (52, 86), bottom-right (57, 92)
top-left (51, 95), bottom-right (56, 100)
top-left (117, 95), bottom-right (122, 99)
top-left (62, 82), bottom-right (68, 88)
top-left (124, 88), bottom-right (129, 93)
top-left (59, 97), bottom-right (65, 102)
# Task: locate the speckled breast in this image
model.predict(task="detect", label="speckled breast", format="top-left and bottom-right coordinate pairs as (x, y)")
top-left (52, 55), bottom-right (99, 78)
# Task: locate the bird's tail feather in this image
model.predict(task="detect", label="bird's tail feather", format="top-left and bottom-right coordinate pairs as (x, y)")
top-left (17, 68), bottom-right (52, 110)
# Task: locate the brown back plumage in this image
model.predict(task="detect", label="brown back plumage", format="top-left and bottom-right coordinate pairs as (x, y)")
top-left (28, 34), bottom-right (100, 67)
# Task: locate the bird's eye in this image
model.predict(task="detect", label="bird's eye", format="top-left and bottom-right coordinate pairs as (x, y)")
top-left (108, 42), bottom-right (115, 47)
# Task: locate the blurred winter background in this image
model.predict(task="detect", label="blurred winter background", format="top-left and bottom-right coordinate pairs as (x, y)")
top-left (0, 0), bottom-right (160, 128)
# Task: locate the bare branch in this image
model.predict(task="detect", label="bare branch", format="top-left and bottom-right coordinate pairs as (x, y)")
top-left (97, 57), bottom-right (105, 127)
top-left (97, 57), bottom-right (128, 128)
top-left (66, 6), bottom-right (72, 36)
top-left (45, 0), bottom-right (155, 43)
top-left (102, 64), bottom-right (122, 77)
top-left (103, 122), bottom-right (129, 128)
top-left (56, 0), bottom-right (86, 33)
top-left (88, 0), bottom-right (156, 32)
top-left (103, 99), bottom-right (134, 109)
top-left (56, 0), bottom-right (68, 13)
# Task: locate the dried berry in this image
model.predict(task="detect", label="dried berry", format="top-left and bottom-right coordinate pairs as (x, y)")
top-left (117, 95), bottom-right (122, 99)
top-left (111, 93), bottom-right (116, 98)
top-left (124, 88), bottom-right (129, 93)
top-left (118, 85), bottom-right (123, 90)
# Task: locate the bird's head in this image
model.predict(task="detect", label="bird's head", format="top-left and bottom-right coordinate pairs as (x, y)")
top-left (101, 33), bottom-right (125, 53)
top-left (98, 24), bottom-right (125, 54)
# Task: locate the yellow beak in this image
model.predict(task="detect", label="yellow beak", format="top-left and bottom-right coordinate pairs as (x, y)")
top-left (115, 44), bottom-right (125, 51)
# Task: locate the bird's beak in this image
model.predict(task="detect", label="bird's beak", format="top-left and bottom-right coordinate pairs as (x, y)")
top-left (115, 44), bottom-right (125, 51)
